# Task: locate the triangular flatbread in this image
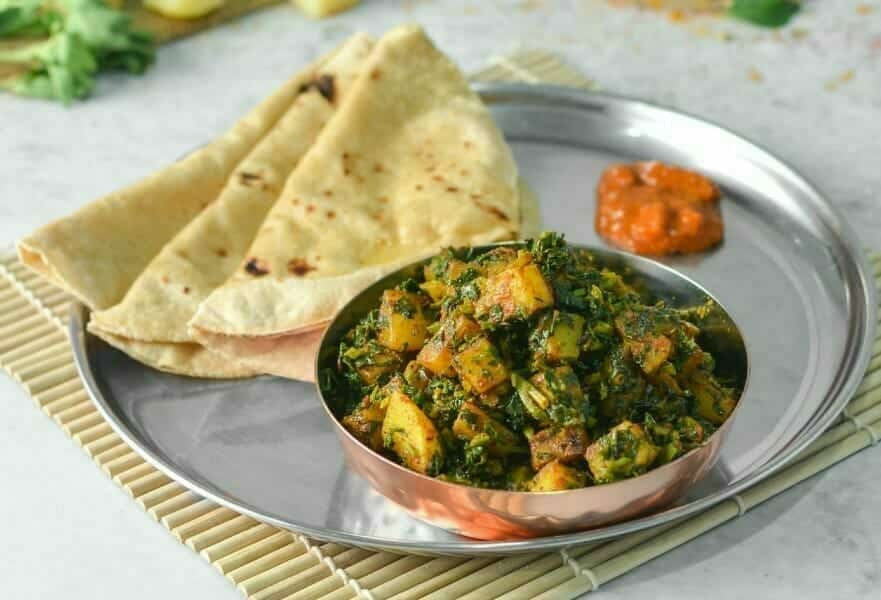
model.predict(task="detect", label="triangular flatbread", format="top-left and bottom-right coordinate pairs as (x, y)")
top-left (190, 25), bottom-right (521, 378)
top-left (86, 34), bottom-right (374, 378)
top-left (192, 180), bottom-right (542, 382)
top-left (17, 46), bottom-right (344, 310)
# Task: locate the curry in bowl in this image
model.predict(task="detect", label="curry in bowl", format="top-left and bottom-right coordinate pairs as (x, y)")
top-left (320, 232), bottom-right (741, 492)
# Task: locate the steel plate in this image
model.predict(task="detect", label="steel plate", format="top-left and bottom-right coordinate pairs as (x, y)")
top-left (70, 84), bottom-right (877, 555)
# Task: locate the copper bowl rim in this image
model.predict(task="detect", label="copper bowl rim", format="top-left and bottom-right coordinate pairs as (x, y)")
top-left (314, 241), bottom-right (751, 499)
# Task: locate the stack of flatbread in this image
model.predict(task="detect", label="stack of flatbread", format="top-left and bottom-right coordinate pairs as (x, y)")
top-left (18, 25), bottom-right (540, 382)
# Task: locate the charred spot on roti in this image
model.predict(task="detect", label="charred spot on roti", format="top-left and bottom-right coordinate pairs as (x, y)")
top-left (446, 186), bottom-right (459, 193)
top-left (238, 172), bottom-right (263, 187)
top-left (326, 210), bottom-right (336, 219)
top-left (244, 258), bottom-right (269, 277)
top-left (316, 75), bottom-right (335, 102)
top-left (415, 184), bottom-right (423, 191)
top-left (463, 140), bottom-right (473, 149)
top-left (370, 68), bottom-right (382, 80)
top-left (183, 287), bottom-right (190, 294)
top-left (373, 162), bottom-right (384, 173)
top-left (299, 74), bottom-right (335, 103)
top-left (215, 248), bottom-right (228, 258)
top-left (306, 204), bottom-right (316, 213)
top-left (473, 198), bottom-right (510, 222)
top-left (323, 190), bottom-right (334, 197)
top-left (432, 175), bottom-right (444, 183)
top-left (288, 258), bottom-right (316, 276)
top-left (161, 275), bottom-right (170, 284)
top-left (291, 198), bottom-right (301, 205)
top-left (341, 153), bottom-right (353, 176)
top-left (378, 196), bottom-right (389, 203)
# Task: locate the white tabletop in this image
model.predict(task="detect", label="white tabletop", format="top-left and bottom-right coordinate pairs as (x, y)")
top-left (2, 2), bottom-right (880, 598)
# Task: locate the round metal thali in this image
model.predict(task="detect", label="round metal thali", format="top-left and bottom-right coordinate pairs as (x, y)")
top-left (70, 84), bottom-right (877, 555)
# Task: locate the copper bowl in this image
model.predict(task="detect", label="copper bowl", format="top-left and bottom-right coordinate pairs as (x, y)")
top-left (315, 243), bottom-right (749, 540)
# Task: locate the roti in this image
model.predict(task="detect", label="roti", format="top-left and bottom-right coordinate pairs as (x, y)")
top-left (192, 180), bottom-right (542, 382)
top-left (190, 25), bottom-right (521, 374)
top-left (17, 46), bottom-right (344, 310)
top-left (86, 34), bottom-right (374, 378)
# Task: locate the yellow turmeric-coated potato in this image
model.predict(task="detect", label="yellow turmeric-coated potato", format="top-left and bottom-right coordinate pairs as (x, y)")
top-left (377, 289), bottom-right (428, 352)
top-left (529, 460), bottom-right (586, 492)
top-left (143, 0), bottom-right (223, 20)
top-left (475, 255), bottom-right (554, 324)
top-left (453, 336), bottom-right (509, 394)
top-left (292, 0), bottom-right (360, 18)
top-left (381, 391), bottom-right (443, 474)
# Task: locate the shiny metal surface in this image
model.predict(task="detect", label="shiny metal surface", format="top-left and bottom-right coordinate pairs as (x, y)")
top-left (70, 85), bottom-right (876, 555)
top-left (317, 244), bottom-right (749, 539)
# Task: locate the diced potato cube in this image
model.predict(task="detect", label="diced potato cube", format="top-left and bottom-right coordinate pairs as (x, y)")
top-left (528, 426), bottom-right (590, 471)
top-left (474, 246), bottom-right (518, 276)
top-left (452, 402), bottom-right (523, 456)
top-left (444, 314), bottom-right (481, 343)
top-left (677, 415), bottom-right (706, 446)
top-left (403, 360), bottom-right (431, 391)
top-left (530, 366), bottom-right (585, 410)
top-left (615, 310), bottom-right (677, 375)
top-left (419, 279), bottom-right (447, 302)
top-left (426, 256), bottom-right (469, 284)
top-left (532, 311), bottom-right (585, 364)
top-left (585, 421), bottom-right (660, 484)
top-left (690, 371), bottom-right (737, 425)
top-left (417, 315), bottom-right (481, 376)
top-left (446, 259), bottom-right (470, 283)
top-left (341, 398), bottom-right (385, 451)
top-left (475, 255), bottom-right (554, 325)
top-left (453, 336), bottom-right (508, 394)
top-left (417, 332), bottom-right (454, 376)
top-left (630, 334), bottom-right (672, 374)
top-left (381, 391), bottom-right (443, 474)
top-left (529, 460), bottom-right (586, 492)
top-left (377, 289), bottom-right (428, 352)
top-left (342, 341), bottom-right (402, 386)
top-left (293, 0), bottom-right (361, 19)
top-left (144, 0), bottom-right (223, 20)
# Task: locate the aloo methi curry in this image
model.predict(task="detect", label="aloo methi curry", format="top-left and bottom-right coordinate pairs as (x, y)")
top-left (322, 233), bottom-right (738, 492)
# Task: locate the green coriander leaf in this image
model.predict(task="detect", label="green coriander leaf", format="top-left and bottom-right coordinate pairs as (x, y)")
top-left (0, 0), bottom-right (153, 103)
top-left (729, 0), bottom-right (800, 28)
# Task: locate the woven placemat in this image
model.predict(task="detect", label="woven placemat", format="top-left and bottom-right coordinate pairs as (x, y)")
top-left (2, 52), bottom-right (880, 600)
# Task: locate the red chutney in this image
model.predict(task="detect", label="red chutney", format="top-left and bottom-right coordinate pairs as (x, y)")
top-left (595, 161), bottom-right (723, 256)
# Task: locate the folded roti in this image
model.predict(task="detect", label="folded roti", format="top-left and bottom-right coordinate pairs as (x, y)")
top-left (87, 34), bottom-right (375, 378)
top-left (190, 25), bottom-right (521, 377)
top-left (17, 49), bottom-right (344, 311)
top-left (93, 334), bottom-right (255, 379)
top-left (191, 181), bottom-right (542, 382)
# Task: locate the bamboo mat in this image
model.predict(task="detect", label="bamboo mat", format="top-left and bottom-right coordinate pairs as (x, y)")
top-left (2, 51), bottom-right (880, 600)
